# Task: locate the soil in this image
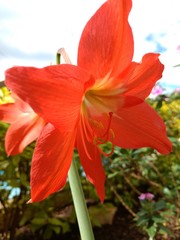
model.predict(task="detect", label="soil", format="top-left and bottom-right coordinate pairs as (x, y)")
top-left (60, 207), bottom-right (149, 240)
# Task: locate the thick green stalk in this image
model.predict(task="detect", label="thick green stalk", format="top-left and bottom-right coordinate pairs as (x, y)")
top-left (56, 50), bottom-right (94, 240)
top-left (68, 159), bottom-right (95, 240)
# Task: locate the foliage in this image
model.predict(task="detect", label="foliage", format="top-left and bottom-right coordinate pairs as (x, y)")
top-left (0, 87), bottom-right (179, 239)
top-left (0, 87), bottom-right (13, 104)
top-left (135, 197), bottom-right (174, 239)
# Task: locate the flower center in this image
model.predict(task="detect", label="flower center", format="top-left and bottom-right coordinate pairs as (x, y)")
top-left (83, 88), bottom-right (117, 156)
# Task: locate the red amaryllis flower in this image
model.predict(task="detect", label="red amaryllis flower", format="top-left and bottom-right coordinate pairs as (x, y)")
top-left (0, 93), bottom-right (45, 155)
top-left (4, 0), bottom-right (172, 202)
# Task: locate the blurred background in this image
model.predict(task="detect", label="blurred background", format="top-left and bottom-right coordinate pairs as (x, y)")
top-left (0, 0), bottom-right (179, 239)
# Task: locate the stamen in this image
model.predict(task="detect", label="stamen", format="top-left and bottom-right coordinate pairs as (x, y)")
top-left (91, 112), bottom-right (115, 156)
top-left (94, 112), bottom-right (113, 145)
top-left (80, 112), bottom-right (95, 159)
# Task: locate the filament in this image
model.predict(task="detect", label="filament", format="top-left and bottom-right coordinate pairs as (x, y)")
top-left (91, 112), bottom-right (115, 156)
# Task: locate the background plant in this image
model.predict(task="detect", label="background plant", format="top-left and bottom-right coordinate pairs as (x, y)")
top-left (0, 86), bottom-right (179, 239)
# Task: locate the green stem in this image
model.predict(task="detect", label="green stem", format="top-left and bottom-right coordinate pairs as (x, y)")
top-left (56, 52), bottom-right (61, 65)
top-left (56, 49), bottom-right (94, 239)
top-left (68, 159), bottom-right (95, 240)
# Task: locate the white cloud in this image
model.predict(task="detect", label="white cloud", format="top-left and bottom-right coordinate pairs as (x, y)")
top-left (0, 0), bottom-right (179, 91)
top-left (0, 0), bottom-right (105, 78)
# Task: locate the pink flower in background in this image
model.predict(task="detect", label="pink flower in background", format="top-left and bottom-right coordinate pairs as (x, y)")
top-left (176, 45), bottom-right (180, 53)
top-left (138, 193), bottom-right (154, 201)
top-left (151, 85), bottom-right (164, 97)
top-left (174, 87), bottom-right (180, 93)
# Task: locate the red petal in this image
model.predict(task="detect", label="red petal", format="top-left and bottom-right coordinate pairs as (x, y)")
top-left (5, 114), bottom-right (45, 155)
top-left (30, 123), bottom-right (76, 202)
top-left (76, 115), bottom-right (106, 202)
top-left (0, 103), bottom-right (22, 123)
top-left (12, 93), bottom-right (33, 113)
top-left (78, 0), bottom-right (133, 79)
top-left (5, 65), bottom-right (94, 131)
top-left (112, 102), bottom-right (172, 154)
top-left (122, 53), bottom-right (164, 99)
top-left (0, 94), bottom-right (34, 123)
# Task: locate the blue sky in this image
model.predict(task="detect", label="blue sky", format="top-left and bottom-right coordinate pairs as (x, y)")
top-left (0, 0), bottom-right (180, 92)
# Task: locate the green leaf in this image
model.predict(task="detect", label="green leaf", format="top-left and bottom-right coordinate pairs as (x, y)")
top-left (48, 218), bottom-right (62, 226)
top-left (19, 208), bottom-right (34, 226)
top-left (89, 203), bottom-right (117, 227)
top-left (159, 224), bottom-right (174, 236)
top-left (174, 64), bottom-right (180, 67)
top-left (136, 216), bottom-right (150, 227)
top-left (0, 160), bottom-right (9, 169)
top-left (31, 217), bottom-right (47, 225)
top-left (20, 173), bottom-right (29, 187)
top-left (152, 215), bottom-right (164, 224)
top-left (107, 171), bottom-right (119, 179)
top-left (155, 200), bottom-right (166, 211)
top-left (146, 225), bottom-right (157, 238)
top-left (50, 225), bottom-right (61, 234)
top-left (156, 100), bottom-right (163, 109)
